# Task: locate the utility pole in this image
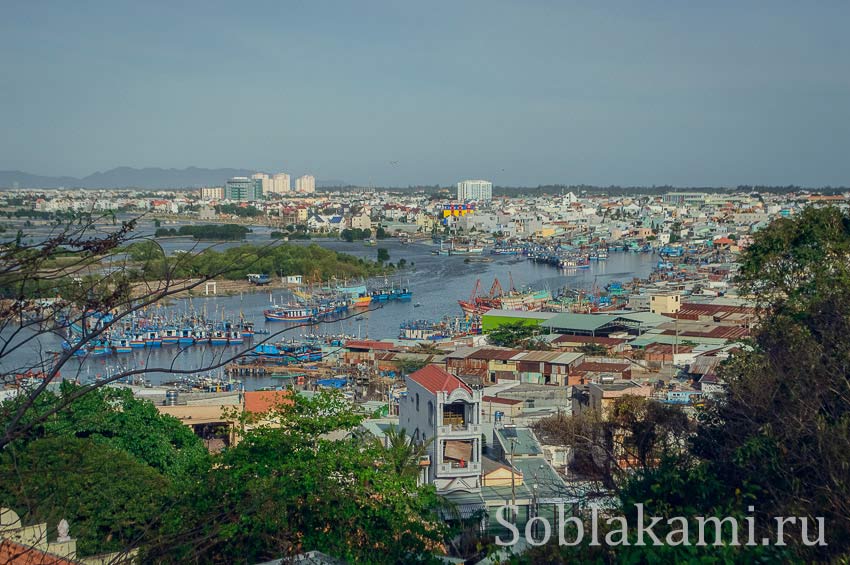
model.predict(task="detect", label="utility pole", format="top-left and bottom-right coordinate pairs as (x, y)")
top-left (510, 437), bottom-right (517, 521)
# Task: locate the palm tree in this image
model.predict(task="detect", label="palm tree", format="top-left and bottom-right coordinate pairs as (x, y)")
top-left (381, 425), bottom-right (433, 479)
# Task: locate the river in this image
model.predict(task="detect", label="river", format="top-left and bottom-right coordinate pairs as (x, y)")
top-left (3, 229), bottom-right (656, 390)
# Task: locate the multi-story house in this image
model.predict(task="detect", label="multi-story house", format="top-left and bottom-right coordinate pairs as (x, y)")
top-left (401, 365), bottom-right (483, 494)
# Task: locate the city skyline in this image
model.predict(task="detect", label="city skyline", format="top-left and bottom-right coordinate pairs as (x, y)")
top-left (2, 1), bottom-right (849, 187)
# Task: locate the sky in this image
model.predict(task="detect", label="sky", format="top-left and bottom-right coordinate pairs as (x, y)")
top-left (1, 1), bottom-right (849, 187)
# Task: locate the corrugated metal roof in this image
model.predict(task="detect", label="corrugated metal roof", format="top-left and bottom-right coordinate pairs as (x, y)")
top-left (543, 313), bottom-right (618, 331)
top-left (514, 351), bottom-right (584, 364)
top-left (495, 426), bottom-right (542, 456)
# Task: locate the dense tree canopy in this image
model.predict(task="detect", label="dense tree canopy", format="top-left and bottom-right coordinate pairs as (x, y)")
top-left (486, 321), bottom-right (541, 348)
top-left (153, 391), bottom-right (447, 563)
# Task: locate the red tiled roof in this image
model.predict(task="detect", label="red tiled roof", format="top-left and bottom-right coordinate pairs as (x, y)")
top-left (0, 539), bottom-right (79, 565)
top-left (244, 390), bottom-right (293, 414)
top-left (409, 364), bottom-right (472, 395)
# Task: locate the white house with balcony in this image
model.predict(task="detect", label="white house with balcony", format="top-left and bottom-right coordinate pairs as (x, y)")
top-left (401, 365), bottom-right (483, 494)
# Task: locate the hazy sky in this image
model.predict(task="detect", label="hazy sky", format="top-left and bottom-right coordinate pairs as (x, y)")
top-left (2, 1), bottom-right (849, 186)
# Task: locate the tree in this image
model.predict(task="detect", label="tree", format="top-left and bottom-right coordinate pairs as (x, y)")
top-left (736, 205), bottom-right (850, 312)
top-left (11, 383), bottom-right (211, 477)
top-left (486, 321), bottom-right (540, 348)
top-left (0, 436), bottom-right (170, 556)
top-left (381, 424), bottom-right (432, 479)
top-left (577, 342), bottom-right (608, 356)
top-left (154, 391), bottom-right (447, 563)
top-left (377, 247), bottom-right (390, 263)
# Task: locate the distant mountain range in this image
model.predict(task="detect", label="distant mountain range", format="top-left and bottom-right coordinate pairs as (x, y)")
top-left (0, 167), bottom-right (344, 190)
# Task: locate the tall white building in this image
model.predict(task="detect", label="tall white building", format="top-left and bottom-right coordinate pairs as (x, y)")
top-left (400, 365), bottom-right (482, 494)
top-left (251, 172), bottom-right (272, 195)
top-left (457, 179), bottom-right (492, 202)
top-left (271, 172), bottom-right (291, 194)
top-left (296, 174), bottom-right (316, 194)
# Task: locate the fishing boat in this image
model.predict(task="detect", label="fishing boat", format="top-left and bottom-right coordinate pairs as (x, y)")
top-left (458, 278), bottom-right (502, 315)
top-left (144, 330), bottom-right (162, 347)
top-left (87, 339), bottom-right (111, 356)
top-left (194, 329), bottom-right (211, 345)
top-left (389, 287), bottom-right (413, 301)
top-left (178, 328), bottom-right (195, 345)
top-left (353, 295), bottom-right (373, 308)
top-left (458, 277), bottom-right (549, 315)
top-left (250, 342), bottom-right (323, 364)
top-left (111, 337), bottom-right (133, 354)
top-left (228, 330), bottom-right (244, 345)
top-left (130, 333), bottom-right (146, 348)
top-left (264, 304), bottom-right (320, 322)
top-left (61, 339), bottom-right (88, 357)
top-left (161, 327), bottom-right (179, 345)
top-left (239, 321), bottom-right (255, 338)
top-left (210, 329), bottom-right (229, 346)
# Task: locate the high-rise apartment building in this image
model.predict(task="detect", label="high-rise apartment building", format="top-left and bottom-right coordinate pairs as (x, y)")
top-left (271, 172), bottom-right (291, 194)
top-left (251, 172), bottom-right (271, 195)
top-left (225, 177), bottom-right (263, 201)
top-left (457, 180), bottom-right (492, 202)
top-left (200, 186), bottom-right (224, 200)
top-left (296, 174), bottom-right (316, 194)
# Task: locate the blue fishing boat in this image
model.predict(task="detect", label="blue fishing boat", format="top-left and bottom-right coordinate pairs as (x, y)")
top-left (177, 328), bottom-right (195, 345)
top-left (144, 330), bottom-right (162, 347)
top-left (210, 329), bottom-right (229, 346)
top-left (111, 337), bottom-right (133, 353)
top-left (161, 327), bottom-right (179, 345)
top-left (228, 330), bottom-right (244, 345)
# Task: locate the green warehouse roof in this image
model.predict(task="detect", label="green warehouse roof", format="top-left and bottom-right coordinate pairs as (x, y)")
top-left (543, 313), bottom-right (618, 332)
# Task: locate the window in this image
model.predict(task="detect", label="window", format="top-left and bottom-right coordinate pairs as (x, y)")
top-left (416, 393), bottom-right (420, 411)
top-left (428, 400), bottom-right (434, 425)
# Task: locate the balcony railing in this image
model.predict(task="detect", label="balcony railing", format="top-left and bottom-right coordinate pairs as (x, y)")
top-left (436, 462), bottom-right (482, 475)
top-left (438, 423), bottom-right (481, 435)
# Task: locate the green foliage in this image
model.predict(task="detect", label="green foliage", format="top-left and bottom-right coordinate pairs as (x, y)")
top-left (377, 247), bottom-right (390, 263)
top-left (379, 425), bottom-right (432, 479)
top-left (156, 391), bottom-right (447, 563)
top-left (341, 228), bottom-right (371, 242)
top-left (486, 321), bottom-right (540, 348)
top-left (4, 383), bottom-right (210, 477)
top-left (736, 206), bottom-right (850, 311)
top-left (0, 436), bottom-right (170, 556)
top-left (578, 342), bottom-right (608, 355)
top-left (396, 356), bottom-right (430, 375)
top-left (214, 203), bottom-right (263, 217)
top-left (155, 224), bottom-right (249, 240)
top-left (132, 242), bottom-right (387, 282)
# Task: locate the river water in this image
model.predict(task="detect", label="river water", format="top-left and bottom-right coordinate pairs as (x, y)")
top-left (3, 227), bottom-right (656, 390)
